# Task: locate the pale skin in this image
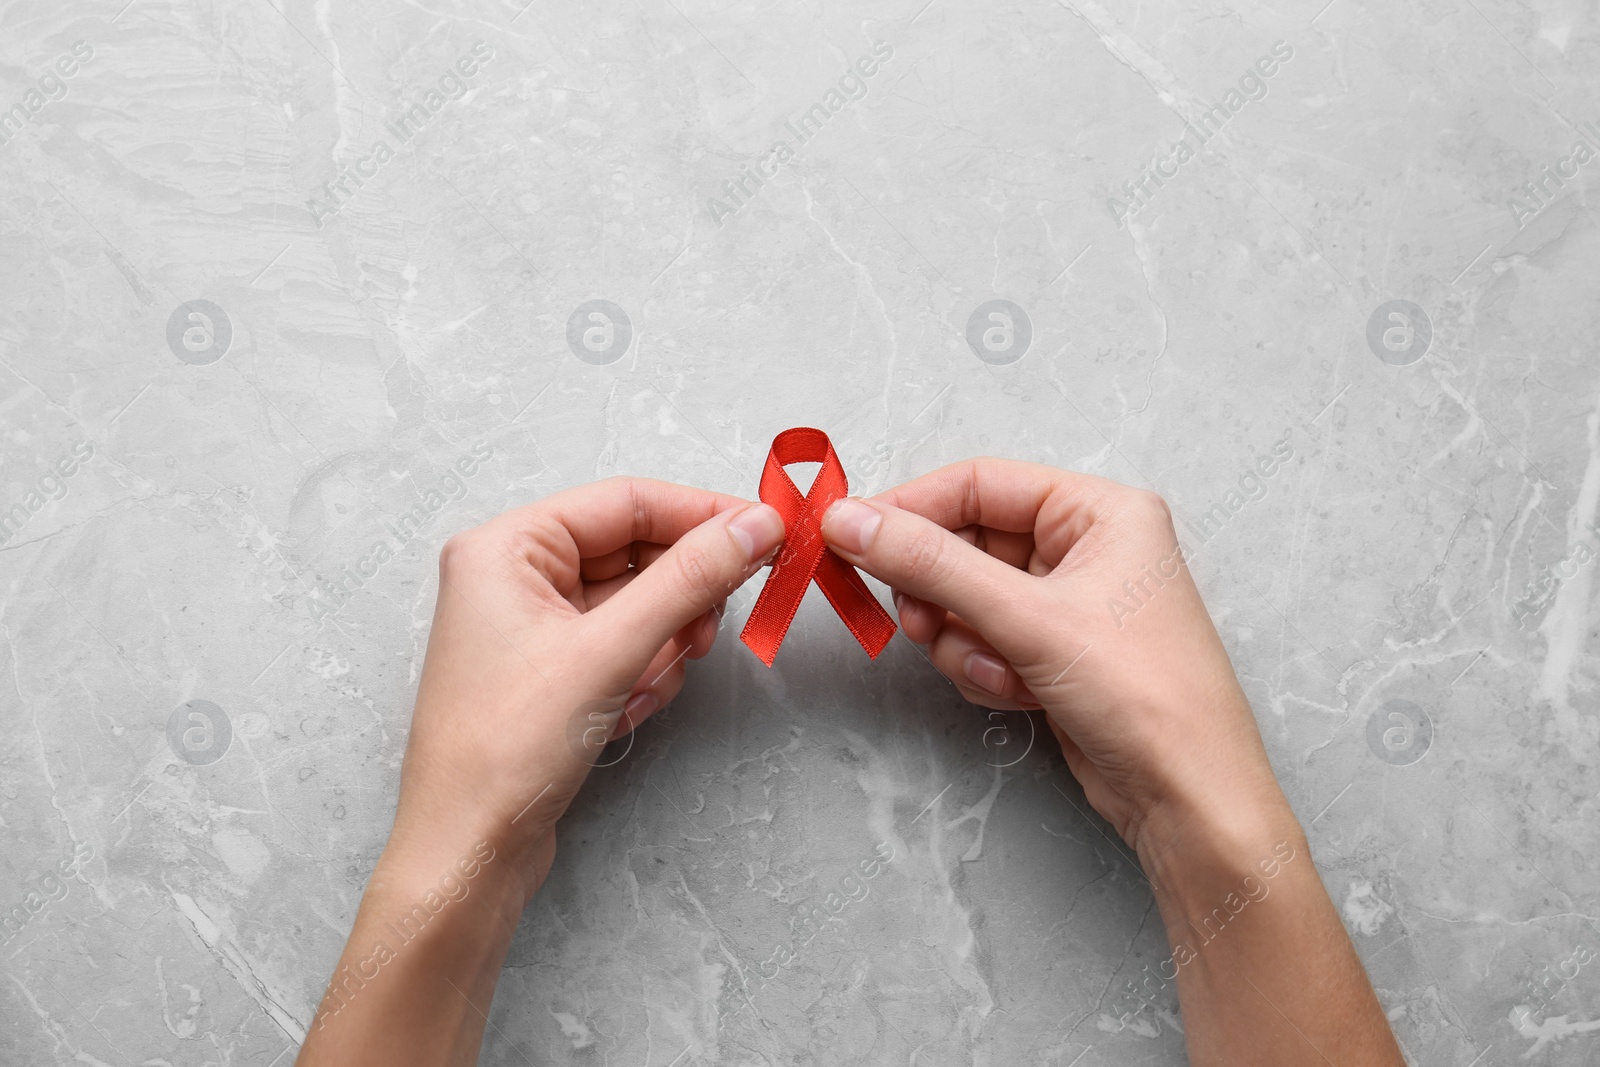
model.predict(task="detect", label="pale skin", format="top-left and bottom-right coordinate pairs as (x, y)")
top-left (295, 461), bottom-right (1404, 1067)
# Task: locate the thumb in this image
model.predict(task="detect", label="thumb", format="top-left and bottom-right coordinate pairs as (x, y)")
top-left (587, 502), bottom-right (785, 684)
top-left (821, 497), bottom-right (1027, 638)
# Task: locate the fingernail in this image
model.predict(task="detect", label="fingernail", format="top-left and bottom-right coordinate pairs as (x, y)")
top-left (623, 691), bottom-right (658, 723)
top-left (964, 652), bottom-right (1009, 695)
top-left (893, 591), bottom-right (908, 617)
top-left (823, 498), bottom-right (881, 555)
top-left (728, 503), bottom-right (785, 563)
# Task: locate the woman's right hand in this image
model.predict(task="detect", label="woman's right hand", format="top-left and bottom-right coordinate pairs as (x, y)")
top-left (820, 458), bottom-right (1296, 867)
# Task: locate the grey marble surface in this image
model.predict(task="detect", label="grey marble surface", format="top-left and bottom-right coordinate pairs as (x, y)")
top-left (2, 0), bottom-right (1598, 1064)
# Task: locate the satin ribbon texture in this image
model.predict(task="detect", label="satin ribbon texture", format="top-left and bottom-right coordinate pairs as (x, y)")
top-left (739, 428), bottom-right (898, 667)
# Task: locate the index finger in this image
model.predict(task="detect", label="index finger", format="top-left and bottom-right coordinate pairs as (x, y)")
top-left (483, 476), bottom-right (752, 559)
top-left (870, 457), bottom-right (1119, 534)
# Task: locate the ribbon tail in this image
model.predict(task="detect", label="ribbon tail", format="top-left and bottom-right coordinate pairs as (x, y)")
top-left (814, 552), bottom-right (897, 659)
top-left (739, 553), bottom-right (820, 667)
top-left (739, 606), bottom-right (786, 668)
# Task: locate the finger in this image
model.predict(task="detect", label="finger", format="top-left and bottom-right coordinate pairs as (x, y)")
top-left (579, 543), bottom-right (635, 583)
top-left (678, 606), bottom-right (720, 660)
top-left (892, 590), bottom-right (946, 645)
top-left (614, 636), bottom-right (694, 740)
top-left (873, 458), bottom-right (1105, 531)
top-left (1046, 721), bottom-right (1119, 826)
top-left (871, 458), bottom-right (1126, 569)
top-left (895, 606), bottom-right (1042, 709)
top-left (963, 525), bottom-right (1038, 572)
top-left (582, 583), bottom-right (724, 653)
top-left (578, 544), bottom-right (675, 611)
top-left (495, 477), bottom-right (749, 554)
top-left (617, 611), bottom-right (720, 738)
top-left (587, 502), bottom-right (784, 686)
top-left (821, 497), bottom-right (1034, 646)
top-left (923, 613), bottom-right (1038, 705)
top-left (634, 542), bottom-right (671, 569)
top-left (1049, 719), bottom-right (1088, 779)
top-left (581, 571), bottom-right (632, 611)
top-left (950, 682), bottom-right (1035, 711)
top-left (953, 523), bottom-right (1062, 577)
top-left (486, 478), bottom-right (750, 583)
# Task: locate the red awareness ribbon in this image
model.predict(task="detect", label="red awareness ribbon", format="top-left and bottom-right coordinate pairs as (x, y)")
top-left (739, 428), bottom-right (898, 667)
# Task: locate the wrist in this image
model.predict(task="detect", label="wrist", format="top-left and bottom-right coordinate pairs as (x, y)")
top-left (1136, 782), bottom-right (1309, 923)
top-left (370, 828), bottom-right (528, 938)
top-left (304, 837), bottom-right (526, 1056)
top-left (385, 777), bottom-right (558, 910)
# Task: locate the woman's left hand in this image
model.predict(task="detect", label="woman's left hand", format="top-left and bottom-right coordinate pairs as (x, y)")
top-left (389, 477), bottom-right (785, 902)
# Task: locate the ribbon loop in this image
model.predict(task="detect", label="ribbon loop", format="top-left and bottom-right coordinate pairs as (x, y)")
top-left (739, 428), bottom-right (898, 667)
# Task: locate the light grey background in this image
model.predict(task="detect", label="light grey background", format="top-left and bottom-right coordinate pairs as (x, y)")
top-left (2, 0), bottom-right (1597, 1064)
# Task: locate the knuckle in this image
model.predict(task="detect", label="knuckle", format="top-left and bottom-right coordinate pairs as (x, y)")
top-left (671, 543), bottom-right (723, 602)
top-left (1127, 488), bottom-right (1173, 527)
top-left (439, 525), bottom-right (517, 577)
top-left (438, 528), bottom-right (487, 575)
top-left (898, 527), bottom-right (948, 588)
top-left (616, 477), bottom-right (651, 533)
